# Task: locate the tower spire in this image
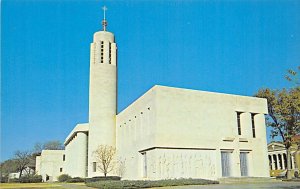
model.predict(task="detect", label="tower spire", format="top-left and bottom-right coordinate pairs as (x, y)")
top-left (102, 6), bottom-right (108, 31)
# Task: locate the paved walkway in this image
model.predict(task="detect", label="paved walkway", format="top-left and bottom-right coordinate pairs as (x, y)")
top-left (155, 182), bottom-right (300, 189)
top-left (60, 182), bottom-right (300, 189)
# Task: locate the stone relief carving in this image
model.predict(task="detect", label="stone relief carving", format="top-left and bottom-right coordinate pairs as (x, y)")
top-left (152, 150), bottom-right (216, 179)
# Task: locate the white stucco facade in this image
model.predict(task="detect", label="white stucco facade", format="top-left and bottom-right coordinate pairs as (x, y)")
top-left (36, 15), bottom-right (270, 181)
top-left (35, 150), bottom-right (64, 182)
top-left (64, 123), bottom-right (89, 178)
top-left (116, 86), bottom-right (269, 180)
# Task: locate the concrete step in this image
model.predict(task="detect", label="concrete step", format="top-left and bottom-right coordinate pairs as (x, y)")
top-left (218, 177), bottom-right (280, 184)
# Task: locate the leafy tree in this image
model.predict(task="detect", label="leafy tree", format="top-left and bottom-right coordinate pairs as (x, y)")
top-left (0, 159), bottom-right (18, 182)
top-left (285, 66), bottom-right (300, 86)
top-left (255, 68), bottom-right (300, 179)
top-left (93, 145), bottom-right (116, 177)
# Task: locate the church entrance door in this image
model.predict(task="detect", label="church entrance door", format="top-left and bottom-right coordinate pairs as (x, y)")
top-left (221, 151), bottom-right (232, 177)
top-left (240, 152), bottom-right (249, 176)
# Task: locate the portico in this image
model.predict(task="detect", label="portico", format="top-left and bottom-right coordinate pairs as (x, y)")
top-left (267, 142), bottom-right (297, 174)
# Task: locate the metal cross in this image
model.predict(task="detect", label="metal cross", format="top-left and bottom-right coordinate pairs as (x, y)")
top-left (102, 6), bottom-right (107, 20)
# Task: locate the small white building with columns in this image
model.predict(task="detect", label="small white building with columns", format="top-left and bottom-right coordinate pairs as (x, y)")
top-left (36, 11), bottom-right (270, 181)
top-left (267, 142), bottom-right (298, 176)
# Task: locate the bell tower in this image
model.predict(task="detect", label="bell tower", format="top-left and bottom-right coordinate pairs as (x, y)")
top-left (88, 6), bottom-right (117, 177)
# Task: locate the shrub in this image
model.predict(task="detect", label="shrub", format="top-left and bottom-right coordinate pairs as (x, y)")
top-left (8, 178), bottom-right (20, 183)
top-left (86, 178), bottom-right (219, 188)
top-left (19, 175), bottom-right (42, 183)
top-left (8, 175), bottom-right (42, 183)
top-left (85, 176), bottom-right (121, 183)
top-left (58, 174), bottom-right (72, 182)
top-left (66, 177), bottom-right (85, 183)
top-left (0, 176), bottom-right (8, 183)
top-left (295, 171), bottom-right (299, 178)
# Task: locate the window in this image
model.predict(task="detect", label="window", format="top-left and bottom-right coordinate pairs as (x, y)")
top-left (93, 162), bottom-right (97, 172)
top-left (63, 154), bottom-right (65, 161)
top-left (60, 168), bottom-right (63, 172)
top-left (221, 151), bottom-right (232, 177)
top-left (237, 112), bottom-right (242, 135)
top-left (251, 113), bottom-right (257, 138)
top-left (109, 43), bottom-right (111, 64)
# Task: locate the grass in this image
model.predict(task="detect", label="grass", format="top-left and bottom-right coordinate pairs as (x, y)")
top-left (0, 183), bottom-right (65, 189)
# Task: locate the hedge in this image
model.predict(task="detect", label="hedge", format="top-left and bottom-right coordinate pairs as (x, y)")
top-left (8, 175), bottom-right (42, 183)
top-left (86, 178), bottom-right (218, 189)
top-left (66, 177), bottom-right (85, 183)
top-left (85, 176), bottom-right (121, 183)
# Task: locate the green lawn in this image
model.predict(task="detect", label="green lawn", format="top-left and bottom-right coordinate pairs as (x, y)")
top-left (0, 183), bottom-right (65, 189)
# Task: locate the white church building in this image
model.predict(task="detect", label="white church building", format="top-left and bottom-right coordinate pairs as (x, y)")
top-left (36, 12), bottom-right (270, 181)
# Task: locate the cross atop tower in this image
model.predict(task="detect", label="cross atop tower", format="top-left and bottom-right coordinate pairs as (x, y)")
top-left (102, 6), bottom-right (108, 31)
top-left (102, 6), bottom-right (107, 20)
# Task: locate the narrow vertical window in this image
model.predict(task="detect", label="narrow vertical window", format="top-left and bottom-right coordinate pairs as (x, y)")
top-left (251, 113), bottom-right (257, 138)
top-left (101, 41), bottom-right (104, 63)
top-left (109, 42), bottom-right (111, 64)
top-left (60, 168), bottom-right (63, 172)
top-left (237, 112), bottom-right (242, 135)
top-left (93, 162), bottom-right (97, 172)
top-left (63, 154), bottom-right (65, 161)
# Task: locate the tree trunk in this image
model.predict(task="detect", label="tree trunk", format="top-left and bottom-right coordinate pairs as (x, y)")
top-left (19, 169), bottom-right (22, 179)
top-left (287, 147), bottom-right (293, 179)
top-left (104, 172), bottom-right (107, 177)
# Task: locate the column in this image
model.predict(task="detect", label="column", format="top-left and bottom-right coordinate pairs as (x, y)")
top-left (291, 155), bottom-right (295, 169)
top-left (269, 155), bottom-right (273, 170)
top-left (271, 154), bottom-right (275, 170)
top-left (276, 154), bottom-right (280, 170)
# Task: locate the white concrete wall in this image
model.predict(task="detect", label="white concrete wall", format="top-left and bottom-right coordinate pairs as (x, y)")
top-left (117, 85), bottom-right (269, 180)
top-left (155, 86), bottom-right (269, 178)
top-left (37, 150), bottom-right (64, 182)
top-left (116, 87), bottom-right (157, 179)
top-left (64, 127), bottom-right (88, 178)
top-left (35, 156), bottom-right (41, 175)
top-left (88, 31), bottom-right (117, 177)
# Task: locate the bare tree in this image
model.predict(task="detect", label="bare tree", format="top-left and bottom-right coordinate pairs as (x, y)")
top-left (43, 140), bottom-right (64, 150)
top-left (33, 142), bottom-right (43, 154)
top-left (116, 158), bottom-right (126, 177)
top-left (14, 150), bottom-right (31, 178)
top-left (33, 140), bottom-right (64, 154)
top-left (93, 145), bottom-right (116, 177)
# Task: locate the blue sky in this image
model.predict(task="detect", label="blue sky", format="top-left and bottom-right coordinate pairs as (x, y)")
top-left (1, 0), bottom-right (300, 161)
